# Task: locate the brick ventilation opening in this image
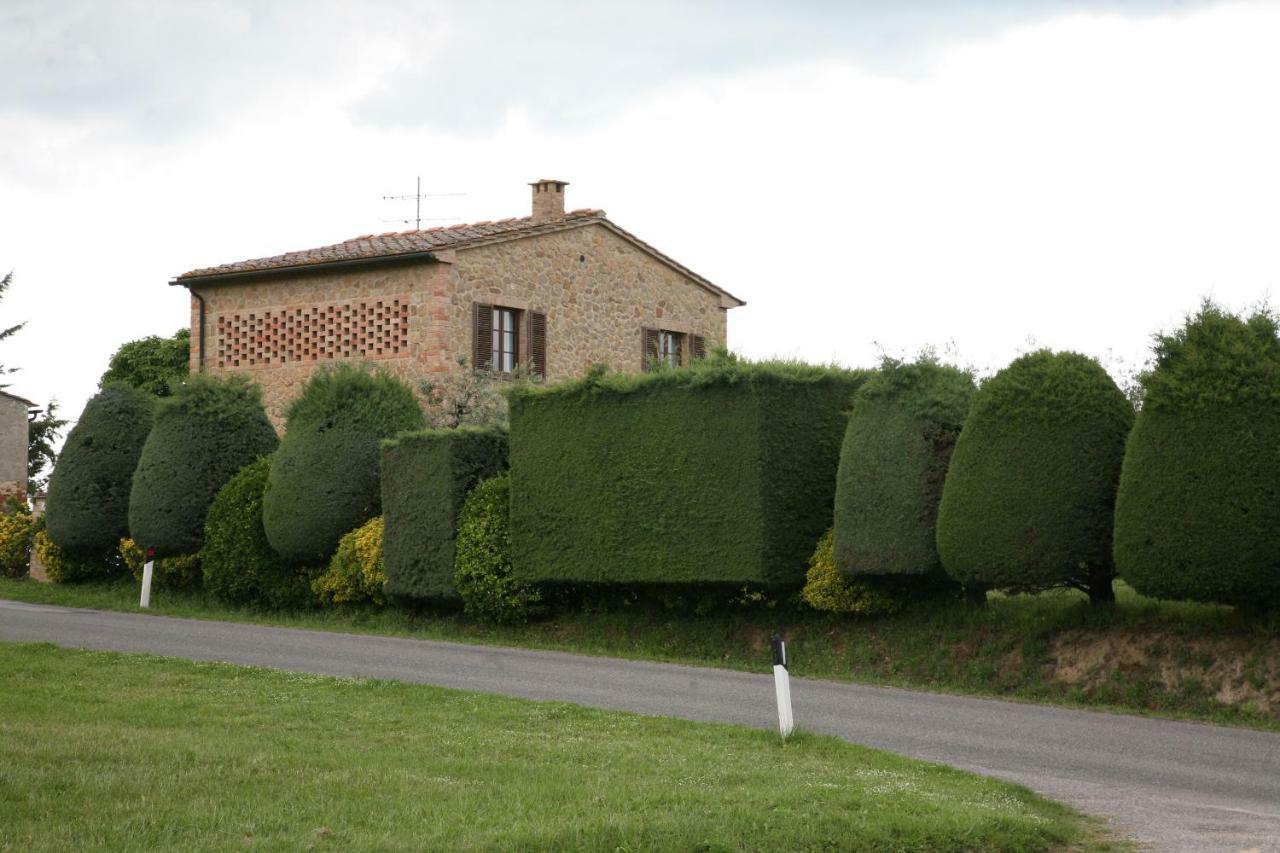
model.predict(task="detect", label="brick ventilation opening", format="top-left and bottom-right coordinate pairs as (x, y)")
top-left (215, 299), bottom-right (411, 368)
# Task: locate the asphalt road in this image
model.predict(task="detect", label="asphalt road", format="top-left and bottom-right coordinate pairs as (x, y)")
top-left (2, 599), bottom-right (1277, 852)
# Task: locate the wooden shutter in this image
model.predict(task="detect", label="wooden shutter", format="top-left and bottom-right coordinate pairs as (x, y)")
top-left (641, 327), bottom-right (660, 371)
top-left (472, 303), bottom-right (492, 371)
top-left (528, 310), bottom-right (547, 378)
top-left (691, 334), bottom-right (707, 361)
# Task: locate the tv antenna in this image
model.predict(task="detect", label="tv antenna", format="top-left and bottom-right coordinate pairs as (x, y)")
top-left (382, 176), bottom-right (465, 230)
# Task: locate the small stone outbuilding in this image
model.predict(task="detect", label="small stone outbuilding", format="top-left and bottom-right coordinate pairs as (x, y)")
top-left (0, 390), bottom-right (31, 500)
top-left (173, 179), bottom-right (744, 424)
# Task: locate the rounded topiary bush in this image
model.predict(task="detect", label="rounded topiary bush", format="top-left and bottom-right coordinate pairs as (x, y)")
top-left (454, 474), bottom-right (541, 624)
top-left (833, 357), bottom-right (974, 580)
top-left (202, 456), bottom-right (311, 609)
top-left (1115, 304), bottom-right (1280, 607)
top-left (936, 350), bottom-right (1133, 603)
top-left (263, 365), bottom-right (424, 563)
top-left (313, 516), bottom-right (386, 606)
top-left (129, 375), bottom-right (278, 556)
top-left (44, 384), bottom-right (154, 556)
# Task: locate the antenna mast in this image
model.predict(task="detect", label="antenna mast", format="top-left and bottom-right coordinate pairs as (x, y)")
top-left (381, 176), bottom-right (465, 230)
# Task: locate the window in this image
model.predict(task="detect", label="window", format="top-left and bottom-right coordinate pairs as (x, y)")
top-left (472, 302), bottom-right (547, 377)
top-left (642, 328), bottom-right (706, 371)
top-left (492, 307), bottom-right (519, 374)
top-left (658, 330), bottom-right (682, 368)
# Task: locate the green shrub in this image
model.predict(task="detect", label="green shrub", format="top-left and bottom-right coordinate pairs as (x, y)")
top-left (201, 457), bottom-right (311, 609)
top-left (455, 474), bottom-right (541, 623)
top-left (802, 529), bottom-right (903, 615)
top-left (833, 357), bottom-right (974, 579)
top-left (35, 525), bottom-right (127, 583)
top-left (44, 384), bottom-right (154, 556)
top-left (0, 502), bottom-right (34, 578)
top-left (119, 537), bottom-right (201, 590)
top-left (508, 357), bottom-right (867, 586)
top-left (129, 375), bottom-right (278, 557)
top-left (381, 427), bottom-right (509, 601)
top-left (1114, 304), bottom-right (1280, 606)
top-left (936, 350), bottom-right (1133, 603)
top-left (313, 516), bottom-right (387, 606)
top-left (263, 365), bottom-right (424, 563)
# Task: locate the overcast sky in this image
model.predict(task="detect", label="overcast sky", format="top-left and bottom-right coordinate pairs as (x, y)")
top-left (3, 0), bottom-right (1278, 432)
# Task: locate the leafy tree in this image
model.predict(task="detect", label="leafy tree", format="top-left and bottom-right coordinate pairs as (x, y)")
top-left (28, 401), bottom-right (68, 490)
top-left (99, 329), bottom-right (190, 397)
top-left (0, 270), bottom-right (25, 384)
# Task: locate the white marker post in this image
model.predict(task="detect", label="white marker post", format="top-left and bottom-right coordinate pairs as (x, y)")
top-left (771, 634), bottom-right (794, 739)
top-left (139, 547), bottom-right (155, 609)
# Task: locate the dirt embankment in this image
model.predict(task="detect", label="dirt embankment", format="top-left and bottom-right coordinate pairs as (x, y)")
top-left (1045, 629), bottom-right (1280, 715)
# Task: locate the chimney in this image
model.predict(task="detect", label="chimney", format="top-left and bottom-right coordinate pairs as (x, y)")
top-left (529, 178), bottom-right (568, 222)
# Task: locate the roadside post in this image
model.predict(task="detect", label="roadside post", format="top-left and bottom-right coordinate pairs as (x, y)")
top-left (140, 547), bottom-right (155, 609)
top-left (770, 634), bottom-right (794, 738)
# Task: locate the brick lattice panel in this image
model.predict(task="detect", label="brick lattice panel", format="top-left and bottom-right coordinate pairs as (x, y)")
top-left (215, 299), bottom-right (410, 368)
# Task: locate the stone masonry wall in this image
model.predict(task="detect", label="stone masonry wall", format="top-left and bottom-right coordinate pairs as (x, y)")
top-left (188, 223), bottom-right (728, 428)
top-left (447, 223), bottom-right (727, 379)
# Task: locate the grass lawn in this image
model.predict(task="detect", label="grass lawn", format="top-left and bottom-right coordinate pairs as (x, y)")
top-left (1, 576), bottom-right (1277, 731)
top-left (0, 643), bottom-right (1121, 851)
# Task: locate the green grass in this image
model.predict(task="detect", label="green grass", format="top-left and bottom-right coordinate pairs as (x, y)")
top-left (2, 576), bottom-right (1277, 731)
top-left (0, 643), bottom-right (1120, 852)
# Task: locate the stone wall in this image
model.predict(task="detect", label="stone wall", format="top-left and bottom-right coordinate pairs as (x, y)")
top-left (188, 223), bottom-right (728, 427)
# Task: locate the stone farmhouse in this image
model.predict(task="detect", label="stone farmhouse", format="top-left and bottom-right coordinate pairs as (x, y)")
top-left (173, 179), bottom-right (745, 425)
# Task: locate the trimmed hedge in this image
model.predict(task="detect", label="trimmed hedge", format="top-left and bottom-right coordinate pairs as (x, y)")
top-left (314, 516), bottom-right (387, 606)
top-left (454, 473), bottom-right (541, 623)
top-left (129, 375), bottom-right (278, 557)
top-left (381, 426), bottom-right (509, 600)
top-left (1114, 304), bottom-right (1280, 606)
top-left (201, 457), bottom-right (311, 609)
top-left (935, 350), bottom-right (1133, 602)
top-left (44, 384), bottom-right (154, 556)
top-left (263, 365), bottom-right (424, 563)
top-left (833, 358), bottom-right (974, 579)
top-left (507, 358), bottom-right (867, 586)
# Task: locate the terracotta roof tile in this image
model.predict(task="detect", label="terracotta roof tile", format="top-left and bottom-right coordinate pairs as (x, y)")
top-left (176, 211), bottom-right (607, 281)
top-left (173, 208), bottom-right (744, 307)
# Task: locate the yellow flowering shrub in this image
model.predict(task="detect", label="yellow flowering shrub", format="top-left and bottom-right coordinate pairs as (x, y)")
top-left (36, 527), bottom-right (125, 583)
top-left (119, 537), bottom-right (202, 590)
top-left (313, 516), bottom-right (386, 606)
top-left (801, 529), bottom-right (902, 616)
top-left (0, 507), bottom-right (33, 578)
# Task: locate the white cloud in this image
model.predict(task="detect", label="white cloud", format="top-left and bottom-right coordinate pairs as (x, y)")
top-left (1, 0), bottom-right (1276, 447)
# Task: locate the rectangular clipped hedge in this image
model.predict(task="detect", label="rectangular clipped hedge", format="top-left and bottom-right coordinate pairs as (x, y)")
top-left (508, 361), bottom-right (866, 587)
top-left (381, 426), bottom-right (509, 600)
